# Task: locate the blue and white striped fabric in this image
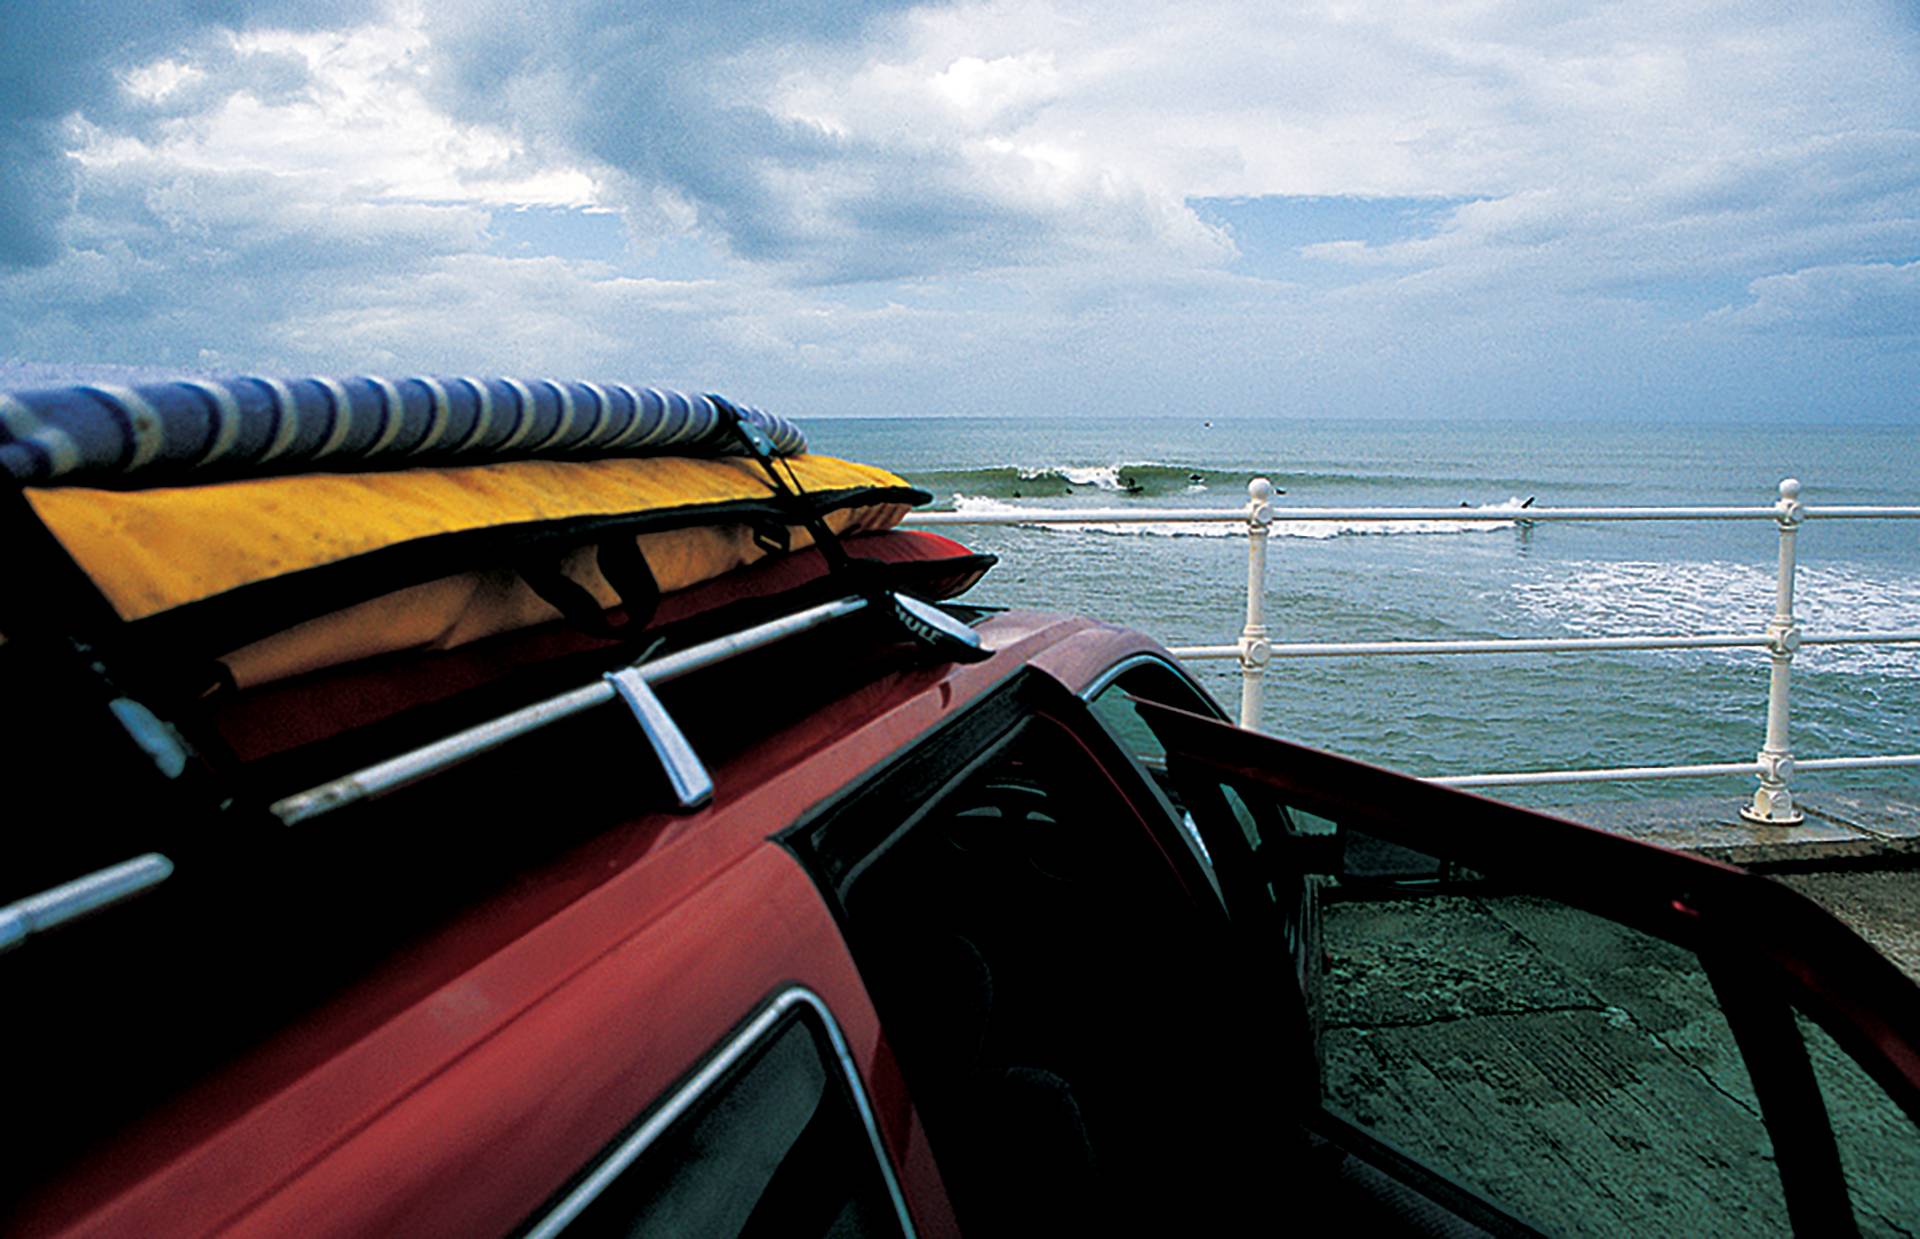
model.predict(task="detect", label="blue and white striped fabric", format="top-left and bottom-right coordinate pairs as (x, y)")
top-left (0, 375), bottom-right (807, 487)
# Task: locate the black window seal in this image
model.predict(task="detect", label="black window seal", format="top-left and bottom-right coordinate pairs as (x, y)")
top-left (1705, 952), bottom-right (1855, 1233)
top-left (518, 984), bottom-right (917, 1239)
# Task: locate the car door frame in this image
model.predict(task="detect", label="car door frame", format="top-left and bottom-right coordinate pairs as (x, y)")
top-left (1130, 695), bottom-right (1920, 1234)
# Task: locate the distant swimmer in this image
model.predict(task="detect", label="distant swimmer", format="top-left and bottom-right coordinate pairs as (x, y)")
top-left (1188, 471), bottom-right (1205, 483)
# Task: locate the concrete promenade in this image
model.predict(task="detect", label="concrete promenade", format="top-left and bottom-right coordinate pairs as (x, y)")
top-left (1552, 789), bottom-right (1920, 870)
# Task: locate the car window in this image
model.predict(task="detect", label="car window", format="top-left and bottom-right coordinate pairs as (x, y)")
top-left (527, 991), bottom-right (908, 1239)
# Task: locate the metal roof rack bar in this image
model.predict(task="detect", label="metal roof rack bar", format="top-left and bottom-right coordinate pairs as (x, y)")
top-left (270, 595), bottom-right (880, 827)
top-left (0, 853), bottom-right (175, 955)
top-left (606, 667), bottom-right (714, 810)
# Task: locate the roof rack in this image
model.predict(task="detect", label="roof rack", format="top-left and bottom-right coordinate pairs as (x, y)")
top-left (271, 589), bottom-right (985, 827)
top-left (1, 591), bottom-right (983, 956)
top-left (0, 854), bottom-right (175, 956)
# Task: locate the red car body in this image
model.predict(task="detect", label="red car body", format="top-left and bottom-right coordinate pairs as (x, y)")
top-left (8, 604), bottom-right (1919, 1236)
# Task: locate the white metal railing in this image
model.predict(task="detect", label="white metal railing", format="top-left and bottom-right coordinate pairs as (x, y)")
top-left (907, 478), bottom-right (1920, 823)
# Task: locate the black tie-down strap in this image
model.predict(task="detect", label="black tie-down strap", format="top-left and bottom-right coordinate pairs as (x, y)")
top-left (517, 537), bottom-right (664, 642)
top-left (708, 395), bottom-right (988, 664)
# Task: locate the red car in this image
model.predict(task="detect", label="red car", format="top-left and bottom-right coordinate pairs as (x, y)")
top-left (4, 376), bottom-right (1917, 1236)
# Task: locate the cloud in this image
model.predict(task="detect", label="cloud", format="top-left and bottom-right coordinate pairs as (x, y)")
top-left (0, 153), bottom-right (490, 368)
top-left (0, 121), bottom-right (72, 266)
top-left (69, 18), bottom-right (599, 210)
top-left (415, 0), bottom-right (1237, 282)
top-left (0, 0), bottom-right (386, 267)
top-left (1288, 129), bottom-right (1920, 318)
top-left (400, 0), bottom-right (1920, 301)
top-left (2, 0), bottom-right (1916, 421)
top-left (414, 1), bottom-right (929, 276)
top-left (1712, 261), bottom-right (1920, 339)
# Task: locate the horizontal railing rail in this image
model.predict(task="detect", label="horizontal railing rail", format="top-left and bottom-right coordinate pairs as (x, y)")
top-left (905, 478), bottom-right (1920, 822)
top-left (1173, 631), bottom-right (1920, 659)
top-left (908, 503), bottom-right (1920, 525)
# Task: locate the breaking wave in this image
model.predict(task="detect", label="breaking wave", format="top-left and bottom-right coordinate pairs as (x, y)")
top-left (910, 462), bottom-right (1209, 499)
top-left (946, 494), bottom-right (1538, 539)
top-left (908, 461), bottom-right (1504, 500)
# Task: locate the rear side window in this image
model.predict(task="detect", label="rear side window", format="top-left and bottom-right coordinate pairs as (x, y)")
top-left (527, 989), bottom-right (910, 1239)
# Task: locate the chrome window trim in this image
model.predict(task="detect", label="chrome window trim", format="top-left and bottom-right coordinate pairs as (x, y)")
top-left (524, 985), bottom-right (917, 1239)
top-left (1079, 652), bottom-right (1228, 718)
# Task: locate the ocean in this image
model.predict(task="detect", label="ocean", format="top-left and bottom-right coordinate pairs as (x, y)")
top-left (805, 416), bottom-right (1920, 808)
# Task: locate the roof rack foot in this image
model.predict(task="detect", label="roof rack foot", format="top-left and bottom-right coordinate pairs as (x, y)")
top-left (605, 668), bottom-right (714, 811)
top-left (889, 593), bottom-right (989, 663)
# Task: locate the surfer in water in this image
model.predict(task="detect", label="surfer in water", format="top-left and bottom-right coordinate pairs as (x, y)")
top-left (1461, 495), bottom-right (1536, 527)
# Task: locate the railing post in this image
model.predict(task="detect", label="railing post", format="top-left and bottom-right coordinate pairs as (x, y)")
top-left (1239, 477), bottom-right (1275, 729)
top-left (1742, 477), bottom-right (1806, 825)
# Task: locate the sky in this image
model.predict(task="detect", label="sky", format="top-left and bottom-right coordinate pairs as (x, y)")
top-left (1, 0), bottom-right (1916, 421)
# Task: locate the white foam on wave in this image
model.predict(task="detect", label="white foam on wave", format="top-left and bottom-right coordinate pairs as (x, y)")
top-left (1274, 495), bottom-right (1535, 539)
top-left (1054, 464), bottom-right (1126, 489)
top-left (948, 493), bottom-right (1244, 537)
top-left (947, 494), bottom-right (1533, 540)
top-left (1512, 560), bottom-right (1920, 677)
top-left (1011, 461), bottom-right (1185, 491)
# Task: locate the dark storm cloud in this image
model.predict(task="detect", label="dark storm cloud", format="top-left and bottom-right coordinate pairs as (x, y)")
top-left (0, 0), bottom-right (379, 267)
top-left (416, 0), bottom-right (1082, 282)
